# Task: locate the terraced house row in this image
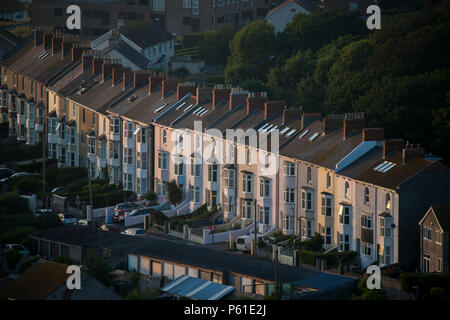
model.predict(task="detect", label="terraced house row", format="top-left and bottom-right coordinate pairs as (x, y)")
top-left (1, 31), bottom-right (450, 270)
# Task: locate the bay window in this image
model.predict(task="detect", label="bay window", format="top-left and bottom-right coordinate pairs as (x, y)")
top-left (224, 168), bottom-right (235, 187)
top-left (284, 188), bottom-right (295, 203)
top-left (242, 173), bottom-right (253, 193)
top-left (284, 161), bottom-right (295, 176)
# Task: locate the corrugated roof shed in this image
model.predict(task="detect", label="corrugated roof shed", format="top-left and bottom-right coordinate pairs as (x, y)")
top-left (161, 275), bottom-right (235, 300)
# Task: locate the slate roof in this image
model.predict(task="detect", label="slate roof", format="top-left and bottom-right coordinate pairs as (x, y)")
top-left (266, 0), bottom-right (317, 18)
top-left (119, 20), bottom-right (175, 48)
top-left (111, 40), bottom-right (150, 70)
top-left (0, 27), bottom-right (20, 53)
top-left (161, 275), bottom-right (235, 300)
top-left (431, 204), bottom-right (450, 232)
top-left (28, 225), bottom-right (356, 287)
top-left (1, 259), bottom-right (68, 300)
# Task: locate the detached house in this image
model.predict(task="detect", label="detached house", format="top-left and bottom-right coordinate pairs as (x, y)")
top-left (419, 204), bottom-right (450, 273)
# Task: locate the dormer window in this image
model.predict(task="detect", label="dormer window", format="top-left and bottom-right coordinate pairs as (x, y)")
top-left (364, 187), bottom-right (370, 204)
top-left (307, 167), bottom-right (312, 184)
top-left (344, 181), bottom-right (350, 198)
top-left (385, 194), bottom-right (391, 209)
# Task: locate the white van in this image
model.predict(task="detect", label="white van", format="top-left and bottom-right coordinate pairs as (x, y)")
top-left (236, 235), bottom-right (252, 252)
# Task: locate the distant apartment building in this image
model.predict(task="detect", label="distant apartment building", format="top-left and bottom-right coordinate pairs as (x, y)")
top-left (90, 20), bottom-right (176, 71)
top-left (32, 0), bottom-right (284, 38)
top-left (265, 0), bottom-right (317, 33)
top-left (418, 204), bottom-right (450, 273)
top-left (320, 0), bottom-right (377, 15)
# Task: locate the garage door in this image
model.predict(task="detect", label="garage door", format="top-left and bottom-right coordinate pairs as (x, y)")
top-left (152, 261), bottom-right (162, 277)
top-left (243, 277), bottom-right (252, 293)
top-left (188, 267), bottom-right (198, 278)
top-left (164, 263), bottom-right (174, 280)
top-left (173, 265), bottom-right (186, 278)
top-left (128, 255), bottom-right (139, 272)
top-left (140, 257), bottom-right (150, 275)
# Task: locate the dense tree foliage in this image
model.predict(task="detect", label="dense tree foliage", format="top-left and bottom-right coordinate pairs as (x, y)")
top-left (222, 0), bottom-right (450, 162)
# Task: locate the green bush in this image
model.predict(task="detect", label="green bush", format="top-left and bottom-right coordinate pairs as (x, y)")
top-left (0, 226), bottom-right (35, 246)
top-left (299, 250), bottom-right (357, 266)
top-left (0, 192), bottom-right (31, 215)
top-left (382, 266), bottom-right (401, 279)
top-left (125, 288), bottom-right (160, 300)
top-left (296, 233), bottom-right (324, 251)
top-left (16, 176), bottom-right (42, 195)
top-left (0, 142), bottom-right (42, 163)
top-left (144, 190), bottom-right (157, 202)
top-left (6, 250), bottom-right (23, 270)
top-left (429, 287), bottom-right (447, 300)
top-left (258, 238), bottom-right (267, 249)
top-left (400, 273), bottom-right (450, 297)
top-left (351, 275), bottom-right (388, 300)
top-left (151, 210), bottom-right (168, 227)
top-left (46, 167), bottom-right (87, 189)
top-left (182, 34), bottom-right (204, 48)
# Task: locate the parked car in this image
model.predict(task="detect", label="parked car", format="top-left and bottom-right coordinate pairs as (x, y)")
top-left (3, 244), bottom-right (30, 258)
top-left (0, 172), bottom-right (38, 183)
top-left (128, 207), bottom-right (152, 217)
top-left (33, 208), bottom-right (54, 217)
top-left (77, 219), bottom-right (99, 227)
top-left (100, 224), bottom-right (121, 232)
top-left (51, 187), bottom-right (64, 194)
top-left (121, 228), bottom-right (146, 237)
top-left (0, 168), bottom-right (12, 180)
top-left (113, 202), bottom-right (140, 223)
top-left (58, 214), bottom-right (77, 224)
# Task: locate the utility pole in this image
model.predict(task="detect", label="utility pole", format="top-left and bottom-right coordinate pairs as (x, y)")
top-left (254, 199), bottom-right (258, 258)
top-left (87, 154), bottom-right (93, 208)
top-left (42, 96), bottom-right (47, 209)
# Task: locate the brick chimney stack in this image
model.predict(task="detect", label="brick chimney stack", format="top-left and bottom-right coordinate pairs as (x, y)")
top-left (246, 92), bottom-right (268, 115)
top-left (92, 54), bottom-right (104, 75)
top-left (162, 78), bottom-right (179, 98)
top-left (196, 85), bottom-right (213, 105)
top-left (42, 31), bottom-right (53, 50)
top-left (213, 84), bottom-right (231, 108)
top-left (148, 72), bottom-right (165, 95)
top-left (229, 87), bottom-right (248, 110)
top-left (301, 112), bottom-right (322, 130)
top-left (122, 68), bottom-right (133, 90)
top-left (51, 32), bottom-right (63, 55)
top-left (322, 114), bottom-right (344, 134)
top-left (34, 27), bottom-right (43, 48)
top-left (343, 112), bottom-right (365, 140)
top-left (61, 35), bottom-right (78, 60)
top-left (362, 128), bottom-right (384, 142)
top-left (134, 70), bottom-right (151, 89)
top-left (264, 100), bottom-right (285, 119)
top-left (177, 82), bottom-right (197, 100)
top-left (402, 144), bottom-right (424, 164)
top-left (282, 107), bottom-right (302, 125)
top-left (382, 139), bottom-right (405, 159)
top-left (112, 65), bottom-right (124, 86)
top-left (102, 59), bottom-right (121, 83)
top-left (81, 50), bottom-right (93, 72)
top-left (72, 44), bottom-right (87, 62)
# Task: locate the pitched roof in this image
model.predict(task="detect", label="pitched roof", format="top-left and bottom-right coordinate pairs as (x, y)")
top-left (431, 204), bottom-right (450, 232)
top-left (119, 20), bottom-right (175, 48)
top-left (266, 0), bottom-right (317, 18)
top-left (1, 259), bottom-right (68, 300)
top-left (111, 40), bottom-right (150, 70)
top-left (0, 27), bottom-right (20, 52)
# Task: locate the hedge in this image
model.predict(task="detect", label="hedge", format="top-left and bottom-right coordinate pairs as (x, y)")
top-left (0, 142), bottom-right (43, 163)
top-left (46, 167), bottom-right (87, 189)
top-left (77, 190), bottom-right (135, 209)
top-left (0, 226), bottom-right (35, 246)
top-left (300, 250), bottom-right (358, 266)
top-left (400, 273), bottom-right (450, 296)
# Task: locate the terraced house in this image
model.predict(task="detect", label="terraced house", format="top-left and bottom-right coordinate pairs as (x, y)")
top-left (2, 31), bottom-right (450, 271)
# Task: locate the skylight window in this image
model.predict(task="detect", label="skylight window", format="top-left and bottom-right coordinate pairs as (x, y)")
top-left (198, 109), bottom-right (208, 116)
top-left (263, 124), bottom-right (274, 133)
top-left (373, 161), bottom-right (396, 173)
top-left (268, 126), bottom-right (278, 133)
top-left (258, 123), bottom-right (270, 132)
top-left (184, 104), bottom-right (194, 112)
top-left (309, 132), bottom-right (319, 141)
top-left (285, 129), bottom-right (296, 137)
top-left (299, 130), bottom-right (309, 139)
top-left (280, 127), bottom-right (290, 134)
top-left (192, 107), bottom-right (202, 115)
top-left (176, 102), bottom-right (186, 110)
top-left (154, 104), bottom-right (167, 114)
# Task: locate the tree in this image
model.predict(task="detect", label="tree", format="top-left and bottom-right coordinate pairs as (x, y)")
top-left (0, 226), bottom-right (35, 246)
top-left (0, 192), bottom-right (31, 216)
top-left (6, 250), bottom-right (23, 270)
top-left (225, 21), bottom-right (276, 85)
top-left (16, 176), bottom-right (42, 195)
top-left (198, 25), bottom-right (236, 68)
top-left (165, 180), bottom-right (183, 206)
top-left (84, 255), bottom-right (113, 286)
top-left (144, 190), bottom-right (157, 202)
